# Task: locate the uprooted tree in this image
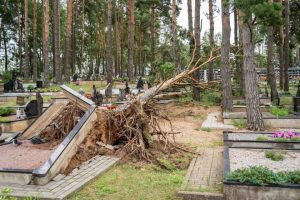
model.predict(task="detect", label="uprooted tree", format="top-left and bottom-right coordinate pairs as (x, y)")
top-left (69, 50), bottom-right (221, 167)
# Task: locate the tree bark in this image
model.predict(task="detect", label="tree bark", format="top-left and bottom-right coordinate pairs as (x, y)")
top-left (187, 0), bottom-right (193, 55)
top-left (150, 4), bottom-right (157, 78)
top-left (127, 0), bottom-right (135, 81)
top-left (79, 0), bottom-right (85, 75)
top-left (53, 0), bottom-right (61, 84)
top-left (279, 24), bottom-right (284, 90)
top-left (18, 1), bottom-right (23, 75)
top-left (172, 0), bottom-right (179, 72)
top-left (43, 0), bottom-right (50, 87)
top-left (24, 0), bottom-right (29, 80)
top-left (208, 0), bottom-right (215, 81)
top-left (267, 0), bottom-right (279, 103)
top-left (106, 0), bottom-right (113, 96)
top-left (192, 0), bottom-right (201, 101)
top-left (3, 29), bottom-right (8, 71)
top-left (237, 9), bottom-right (245, 96)
top-left (64, 0), bottom-right (73, 82)
top-left (242, 20), bottom-right (264, 130)
top-left (283, 0), bottom-right (289, 91)
top-left (221, 0), bottom-right (233, 112)
top-left (33, 0), bottom-right (38, 81)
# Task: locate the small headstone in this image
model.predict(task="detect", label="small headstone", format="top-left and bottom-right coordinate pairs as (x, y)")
top-left (36, 80), bottom-right (43, 88)
top-left (125, 81), bottom-right (130, 94)
top-left (36, 92), bottom-right (43, 116)
top-left (72, 73), bottom-right (79, 82)
top-left (24, 100), bottom-right (38, 117)
top-left (92, 85), bottom-right (103, 106)
top-left (136, 77), bottom-right (144, 90)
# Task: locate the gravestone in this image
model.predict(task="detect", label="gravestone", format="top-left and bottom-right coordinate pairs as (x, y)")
top-left (36, 80), bottom-right (43, 88)
top-left (136, 77), bottom-right (144, 90)
top-left (36, 92), bottom-right (43, 116)
top-left (293, 83), bottom-right (300, 112)
top-left (264, 85), bottom-right (269, 97)
top-left (72, 73), bottom-right (79, 82)
top-left (24, 100), bottom-right (38, 117)
top-left (125, 81), bottom-right (130, 94)
top-left (92, 85), bottom-right (103, 106)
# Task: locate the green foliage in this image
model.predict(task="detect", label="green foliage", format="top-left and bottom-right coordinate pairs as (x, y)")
top-left (278, 170), bottom-right (300, 184)
top-left (158, 62), bottom-right (174, 81)
top-left (27, 85), bottom-right (35, 91)
top-left (1, 71), bottom-right (13, 83)
top-left (265, 150), bottom-right (285, 161)
top-left (270, 106), bottom-right (289, 117)
top-left (228, 166), bottom-right (300, 186)
top-left (0, 188), bottom-right (16, 200)
top-left (256, 135), bottom-right (269, 141)
top-left (232, 118), bottom-right (247, 129)
top-left (274, 137), bottom-right (288, 142)
top-left (290, 137), bottom-right (300, 142)
top-left (201, 127), bottom-right (211, 132)
top-left (0, 107), bottom-right (14, 116)
top-left (226, 166), bottom-right (285, 186)
top-left (234, 0), bottom-right (283, 26)
top-left (201, 91), bottom-right (221, 106)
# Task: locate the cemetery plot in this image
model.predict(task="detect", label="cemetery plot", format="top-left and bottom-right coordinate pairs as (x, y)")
top-left (223, 131), bottom-right (300, 150)
top-left (223, 147), bottom-right (300, 200)
top-left (223, 112), bottom-right (300, 128)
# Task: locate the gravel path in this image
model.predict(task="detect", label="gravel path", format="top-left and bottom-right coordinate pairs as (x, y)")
top-left (227, 133), bottom-right (272, 141)
top-left (229, 148), bottom-right (300, 172)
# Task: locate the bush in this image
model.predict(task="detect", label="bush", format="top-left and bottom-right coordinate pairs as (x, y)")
top-left (201, 91), bottom-right (221, 106)
top-left (270, 106), bottom-right (289, 117)
top-left (265, 150), bottom-right (285, 161)
top-left (1, 71), bottom-right (12, 83)
top-left (290, 137), bottom-right (300, 142)
top-left (256, 135), bottom-right (269, 141)
top-left (0, 107), bottom-right (14, 116)
top-left (226, 166), bottom-right (285, 186)
top-left (232, 118), bottom-right (247, 129)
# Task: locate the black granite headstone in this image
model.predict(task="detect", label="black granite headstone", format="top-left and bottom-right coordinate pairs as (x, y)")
top-left (136, 77), bottom-right (144, 90)
top-left (24, 100), bottom-right (38, 117)
top-left (125, 81), bottom-right (130, 94)
top-left (73, 73), bottom-right (79, 82)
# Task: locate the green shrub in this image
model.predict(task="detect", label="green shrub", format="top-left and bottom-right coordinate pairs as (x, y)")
top-left (278, 170), bottom-right (300, 184)
top-left (265, 150), bottom-right (285, 161)
top-left (274, 137), bottom-right (288, 142)
top-left (201, 91), bottom-right (221, 106)
top-left (270, 106), bottom-right (289, 117)
top-left (0, 107), bottom-right (14, 116)
top-left (290, 137), bottom-right (300, 142)
top-left (232, 118), bottom-right (247, 129)
top-left (2, 71), bottom-right (12, 83)
top-left (256, 135), bottom-right (269, 141)
top-left (226, 166), bottom-right (285, 186)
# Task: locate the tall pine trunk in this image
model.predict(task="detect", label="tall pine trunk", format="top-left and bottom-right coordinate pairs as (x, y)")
top-left (267, 0), bottom-right (278, 103)
top-left (221, 0), bottom-right (233, 111)
top-left (106, 0), bottom-right (113, 96)
top-left (208, 0), bottom-right (214, 81)
top-left (172, 0), bottom-right (179, 72)
top-left (18, 2), bottom-right (23, 75)
top-left (24, 0), bottom-right (29, 80)
top-left (53, 0), bottom-right (61, 84)
top-left (64, 0), bottom-right (73, 82)
top-left (79, 0), bottom-right (85, 75)
top-left (150, 4), bottom-right (157, 78)
top-left (187, 0), bottom-right (193, 54)
top-left (192, 0), bottom-right (201, 101)
top-left (237, 9), bottom-right (245, 96)
top-left (242, 20), bottom-right (264, 130)
top-left (33, 0), bottom-right (38, 81)
top-left (127, 0), bottom-right (135, 81)
top-left (283, 0), bottom-right (289, 91)
top-left (43, 0), bottom-right (50, 87)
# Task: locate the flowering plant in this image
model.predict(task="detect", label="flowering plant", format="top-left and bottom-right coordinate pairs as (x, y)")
top-left (272, 130), bottom-right (300, 139)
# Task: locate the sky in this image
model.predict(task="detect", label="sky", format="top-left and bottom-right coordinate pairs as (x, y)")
top-left (177, 0), bottom-right (234, 41)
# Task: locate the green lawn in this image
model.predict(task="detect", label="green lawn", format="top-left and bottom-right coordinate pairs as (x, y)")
top-left (69, 164), bottom-right (185, 200)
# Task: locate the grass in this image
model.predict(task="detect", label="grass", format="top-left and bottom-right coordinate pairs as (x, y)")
top-left (256, 135), bottom-right (269, 141)
top-left (265, 150), bottom-right (285, 161)
top-left (207, 139), bottom-right (223, 148)
top-left (66, 82), bottom-right (107, 93)
top-left (176, 92), bottom-right (221, 107)
top-left (231, 118), bottom-right (247, 129)
top-left (279, 96), bottom-right (292, 106)
top-left (201, 127), bottom-right (211, 132)
top-left (270, 106), bottom-right (289, 117)
top-left (69, 164), bottom-right (185, 200)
